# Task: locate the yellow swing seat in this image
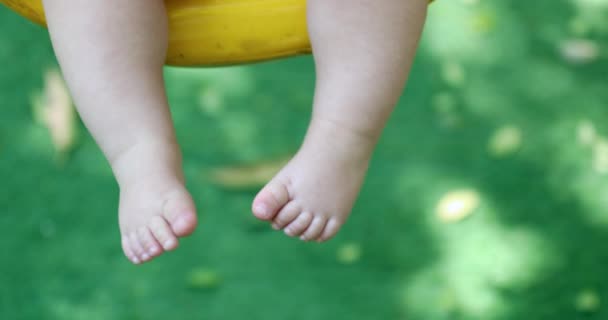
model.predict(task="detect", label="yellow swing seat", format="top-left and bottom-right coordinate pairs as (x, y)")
top-left (0, 0), bottom-right (311, 66)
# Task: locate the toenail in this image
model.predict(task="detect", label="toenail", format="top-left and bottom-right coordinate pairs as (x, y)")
top-left (142, 253), bottom-right (150, 260)
top-left (176, 212), bottom-right (197, 230)
top-left (254, 204), bottom-right (269, 217)
top-left (149, 246), bottom-right (159, 254)
top-left (272, 224), bottom-right (280, 230)
top-left (132, 257), bottom-right (140, 264)
top-left (175, 216), bottom-right (188, 229)
top-left (164, 239), bottom-right (176, 249)
top-left (300, 236), bottom-right (307, 241)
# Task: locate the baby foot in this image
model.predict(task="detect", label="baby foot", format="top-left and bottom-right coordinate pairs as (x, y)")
top-left (119, 181), bottom-right (197, 264)
top-left (252, 118), bottom-right (373, 242)
top-left (113, 142), bottom-right (198, 264)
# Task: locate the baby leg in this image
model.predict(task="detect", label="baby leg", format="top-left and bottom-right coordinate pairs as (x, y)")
top-left (43, 0), bottom-right (197, 264)
top-left (252, 0), bottom-right (428, 241)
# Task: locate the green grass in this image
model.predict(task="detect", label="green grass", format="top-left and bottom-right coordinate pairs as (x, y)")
top-left (2, 0), bottom-right (608, 319)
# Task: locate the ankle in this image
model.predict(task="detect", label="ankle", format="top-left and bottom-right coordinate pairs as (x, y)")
top-left (310, 115), bottom-right (379, 148)
top-left (109, 138), bottom-right (184, 188)
top-left (303, 116), bottom-right (377, 161)
top-left (312, 115), bottom-right (381, 144)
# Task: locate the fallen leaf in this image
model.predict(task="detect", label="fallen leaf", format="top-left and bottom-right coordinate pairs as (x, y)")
top-left (436, 189), bottom-right (480, 223)
top-left (337, 243), bottom-right (362, 265)
top-left (206, 157), bottom-right (290, 190)
top-left (488, 125), bottom-right (522, 157)
top-left (187, 268), bottom-right (222, 290)
top-left (560, 39), bottom-right (600, 64)
top-left (31, 69), bottom-right (77, 158)
top-left (575, 289), bottom-right (600, 313)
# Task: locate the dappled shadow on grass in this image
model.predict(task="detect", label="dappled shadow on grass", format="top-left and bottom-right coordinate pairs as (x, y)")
top-left (477, 152), bottom-right (608, 320)
top-left (390, 0), bottom-right (608, 317)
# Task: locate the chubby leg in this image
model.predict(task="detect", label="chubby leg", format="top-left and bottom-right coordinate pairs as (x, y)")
top-left (252, 0), bottom-right (427, 241)
top-left (43, 0), bottom-right (197, 264)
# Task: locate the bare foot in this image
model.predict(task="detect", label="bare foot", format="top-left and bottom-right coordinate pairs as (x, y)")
top-left (113, 141), bottom-right (198, 264)
top-left (252, 118), bottom-right (373, 242)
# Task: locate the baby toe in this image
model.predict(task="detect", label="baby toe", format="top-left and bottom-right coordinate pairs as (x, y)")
top-left (137, 226), bottom-right (162, 258)
top-left (129, 232), bottom-right (148, 262)
top-left (284, 211), bottom-right (313, 237)
top-left (272, 202), bottom-right (300, 230)
top-left (149, 215), bottom-right (179, 251)
top-left (317, 218), bottom-right (342, 242)
top-left (122, 236), bottom-right (140, 264)
top-left (161, 188), bottom-right (198, 237)
top-left (300, 216), bottom-right (327, 241)
top-left (252, 177), bottom-right (291, 221)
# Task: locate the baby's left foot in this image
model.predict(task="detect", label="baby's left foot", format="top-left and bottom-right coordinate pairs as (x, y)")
top-left (252, 118), bottom-right (374, 241)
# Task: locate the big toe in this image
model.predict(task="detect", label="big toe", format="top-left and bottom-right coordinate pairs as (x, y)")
top-left (252, 178), bottom-right (290, 221)
top-left (162, 188), bottom-right (198, 237)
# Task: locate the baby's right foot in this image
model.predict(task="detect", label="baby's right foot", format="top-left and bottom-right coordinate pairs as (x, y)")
top-left (251, 118), bottom-right (373, 242)
top-left (112, 141), bottom-right (198, 264)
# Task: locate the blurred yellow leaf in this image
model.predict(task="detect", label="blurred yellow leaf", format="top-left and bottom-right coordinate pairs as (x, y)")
top-left (471, 11), bottom-right (496, 33)
top-left (31, 69), bottom-right (77, 157)
top-left (575, 289), bottom-right (600, 313)
top-left (560, 39), bottom-right (599, 64)
top-left (577, 119), bottom-right (597, 146)
top-left (187, 268), bottom-right (222, 290)
top-left (206, 157), bottom-right (289, 189)
top-left (337, 243), bottom-right (362, 265)
top-left (488, 125), bottom-right (522, 157)
top-left (436, 189), bottom-right (480, 223)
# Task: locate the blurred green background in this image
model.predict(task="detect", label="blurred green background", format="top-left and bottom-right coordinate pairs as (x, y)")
top-left (2, 0), bottom-right (608, 319)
